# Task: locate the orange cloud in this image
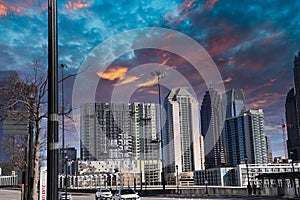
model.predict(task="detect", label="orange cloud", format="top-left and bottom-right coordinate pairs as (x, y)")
top-left (223, 77), bottom-right (233, 83)
top-left (138, 77), bottom-right (157, 87)
top-left (160, 57), bottom-right (170, 66)
top-left (97, 66), bottom-right (128, 81)
top-left (114, 75), bottom-right (143, 86)
top-left (0, 1), bottom-right (21, 16)
top-left (65, 0), bottom-right (92, 12)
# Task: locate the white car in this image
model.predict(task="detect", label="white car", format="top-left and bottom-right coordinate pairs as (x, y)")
top-left (58, 192), bottom-right (72, 200)
top-left (112, 188), bottom-right (140, 200)
top-left (95, 188), bottom-right (113, 200)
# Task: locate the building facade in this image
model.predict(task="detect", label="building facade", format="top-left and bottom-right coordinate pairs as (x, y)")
top-left (223, 89), bottom-right (246, 119)
top-left (164, 88), bottom-right (203, 179)
top-left (286, 51), bottom-right (300, 161)
top-left (201, 88), bottom-right (225, 168)
top-left (224, 109), bottom-right (268, 166)
top-left (224, 114), bottom-right (246, 166)
top-left (194, 163), bottom-right (300, 187)
top-left (80, 102), bottom-right (161, 185)
top-left (265, 135), bottom-right (273, 163)
top-left (244, 109), bottom-right (268, 164)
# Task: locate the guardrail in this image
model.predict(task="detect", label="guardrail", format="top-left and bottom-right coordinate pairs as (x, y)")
top-left (0, 175), bottom-right (18, 187)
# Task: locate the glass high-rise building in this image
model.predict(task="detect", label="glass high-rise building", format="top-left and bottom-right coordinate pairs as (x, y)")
top-left (80, 102), bottom-right (161, 185)
top-left (200, 88), bottom-right (225, 168)
top-left (224, 109), bottom-right (268, 166)
top-left (286, 51), bottom-right (300, 161)
top-left (164, 88), bottom-right (203, 175)
top-left (223, 89), bottom-right (246, 119)
top-left (243, 109), bottom-right (268, 164)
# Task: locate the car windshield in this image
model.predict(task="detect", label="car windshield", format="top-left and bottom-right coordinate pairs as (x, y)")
top-left (60, 192), bottom-right (70, 195)
top-left (102, 189), bottom-right (110, 192)
top-left (120, 189), bottom-right (135, 195)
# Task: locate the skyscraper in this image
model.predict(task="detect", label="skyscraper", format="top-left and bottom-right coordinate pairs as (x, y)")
top-left (265, 135), bottom-right (273, 163)
top-left (201, 88), bottom-right (225, 168)
top-left (224, 109), bottom-right (268, 166)
top-left (224, 115), bottom-right (246, 166)
top-left (223, 89), bottom-right (246, 119)
top-left (286, 51), bottom-right (300, 161)
top-left (80, 102), bottom-right (161, 185)
top-left (164, 88), bottom-right (203, 176)
top-left (243, 109), bottom-right (268, 164)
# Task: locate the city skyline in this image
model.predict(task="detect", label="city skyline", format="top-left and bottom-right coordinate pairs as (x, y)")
top-left (1, 0), bottom-right (300, 157)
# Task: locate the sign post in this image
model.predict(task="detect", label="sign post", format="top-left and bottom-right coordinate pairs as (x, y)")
top-left (39, 167), bottom-right (47, 200)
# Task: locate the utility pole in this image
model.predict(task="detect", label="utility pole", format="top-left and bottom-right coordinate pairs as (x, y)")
top-left (48, 0), bottom-right (59, 199)
top-left (27, 84), bottom-right (36, 200)
top-left (151, 70), bottom-right (166, 190)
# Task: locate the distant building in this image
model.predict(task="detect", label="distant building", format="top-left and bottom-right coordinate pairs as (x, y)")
top-left (199, 135), bottom-right (205, 170)
top-left (224, 114), bottom-right (247, 166)
top-left (201, 88), bottom-right (225, 168)
top-left (265, 135), bottom-right (273, 163)
top-left (243, 109), bottom-right (268, 164)
top-left (80, 102), bottom-right (160, 185)
top-left (273, 156), bottom-right (290, 164)
top-left (286, 52), bottom-right (300, 161)
top-left (194, 163), bottom-right (300, 187)
top-left (224, 109), bottom-right (268, 166)
top-left (164, 88), bottom-right (203, 181)
top-left (223, 89), bottom-right (246, 119)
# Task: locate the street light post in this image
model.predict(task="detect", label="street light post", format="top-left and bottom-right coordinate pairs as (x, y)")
top-left (65, 156), bottom-right (68, 200)
top-left (245, 156), bottom-right (251, 195)
top-left (151, 70), bottom-right (166, 190)
top-left (290, 151), bottom-right (297, 196)
top-left (48, 0), bottom-right (59, 199)
top-left (176, 165), bottom-right (179, 194)
top-left (27, 84), bottom-right (36, 200)
top-left (204, 162), bottom-right (208, 194)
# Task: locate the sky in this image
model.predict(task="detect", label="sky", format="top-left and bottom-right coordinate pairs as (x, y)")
top-left (1, 0), bottom-right (300, 158)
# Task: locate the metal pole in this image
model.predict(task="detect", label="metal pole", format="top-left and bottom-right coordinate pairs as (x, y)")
top-left (204, 162), bottom-right (208, 194)
top-left (151, 70), bottom-right (166, 190)
top-left (47, 0), bottom-right (59, 199)
top-left (60, 64), bottom-right (66, 180)
top-left (27, 96), bottom-right (34, 200)
top-left (65, 156), bottom-right (68, 200)
top-left (176, 165), bottom-right (179, 194)
top-left (290, 152), bottom-right (297, 196)
top-left (245, 156), bottom-right (251, 195)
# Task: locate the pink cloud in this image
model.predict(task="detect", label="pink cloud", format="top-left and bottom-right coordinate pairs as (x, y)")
top-left (65, 0), bottom-right (93, 12)
top-left (204, 0), bottom-right (218, 10)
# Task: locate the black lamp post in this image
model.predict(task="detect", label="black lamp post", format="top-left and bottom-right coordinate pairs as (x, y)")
top-left (27, 84), bottom-right (36, 200)
top-left (204, 162), bottom-right (208, 194)
top-left (176, 165), bottom-right (179, 194)
top-left (64, 155), bottom-right (68, 200)
top-left (151, 70), bottom-right (166, 190)
top-left (290, 151), bottom-right (297, 196)
top-left (245, 156), bottom-right (251, 195)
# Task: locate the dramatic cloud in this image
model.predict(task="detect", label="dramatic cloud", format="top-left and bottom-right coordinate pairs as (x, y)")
top-left (1, 0), bottom-right (300, 156)
top-left (65, 0), bottom-right (93, 12)
top-left (97, 66), bottom-right (129, 81)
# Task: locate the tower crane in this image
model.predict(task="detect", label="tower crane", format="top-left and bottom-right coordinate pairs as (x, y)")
top-left (267, 118), bottom-right (292, 159)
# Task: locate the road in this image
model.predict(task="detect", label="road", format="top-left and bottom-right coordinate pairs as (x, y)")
top-left (0, 189), bottom-right (291, 200)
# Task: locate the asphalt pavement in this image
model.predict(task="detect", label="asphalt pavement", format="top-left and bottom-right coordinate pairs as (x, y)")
top-left (0, 189), bottom-right (298, 200)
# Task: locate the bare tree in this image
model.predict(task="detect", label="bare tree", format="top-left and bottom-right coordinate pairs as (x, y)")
top-left (0, 61), bottom-right (48, 200)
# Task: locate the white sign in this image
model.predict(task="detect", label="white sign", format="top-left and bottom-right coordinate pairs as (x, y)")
top-left (39, 167), bottom-right (47, 200)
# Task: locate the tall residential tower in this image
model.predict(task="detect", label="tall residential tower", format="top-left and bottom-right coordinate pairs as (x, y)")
top-left (164, 88), bottom-right (203, 177)
top-left (201, 88), bottom-right (225, 168)
top-left (286, 51), bottom-right (300, 161)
